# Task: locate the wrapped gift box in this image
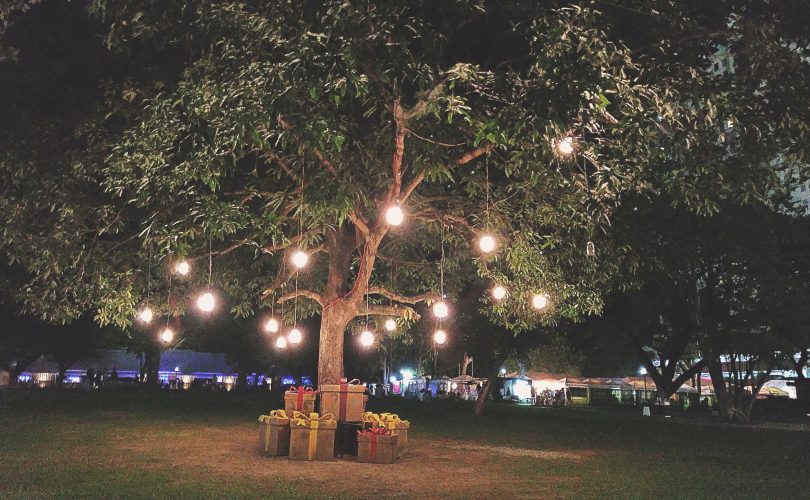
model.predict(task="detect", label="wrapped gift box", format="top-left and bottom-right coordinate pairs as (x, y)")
top-left (288, 412), bottom-right (336, 461)
top-left (319, 378), bottom-right (366, 422)
top-left (335, 421), bottom-right (363, 457)
top-left (258, 410), bottom-right (291, 456)
top-left (284, 386), bottom-right (317, 416)
top-left (357, 428), bottom-right (398, 464)
top-left (363, 412), bottom-right (410, 457)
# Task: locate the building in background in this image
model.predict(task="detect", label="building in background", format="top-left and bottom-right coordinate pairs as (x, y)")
top-left (17, 349), bottom-right (244, 391)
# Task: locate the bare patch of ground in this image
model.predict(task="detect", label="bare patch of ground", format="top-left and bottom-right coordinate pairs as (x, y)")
top-left (115, 420), bottom-right (591, 499)
top-left (442, 442), bottom-right (593, 460)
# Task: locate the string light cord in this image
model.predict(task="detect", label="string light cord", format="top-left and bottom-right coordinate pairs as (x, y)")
top-left (166, 267), bottom-right (172, 329)
top-left (146, 246), bottom-right (152, 306)
top-left (294, 156), bottom-right (305, 326)
top-left (208, 237), bottom-right (213, 287)
top-left (440, 224), bottom-right (445, 299)
top-left (485, 159), bottom-right (491, 227)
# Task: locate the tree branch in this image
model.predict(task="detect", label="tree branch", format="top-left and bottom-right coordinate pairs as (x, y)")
top-left (402, 78), bottom-right (448, 120)
top-left (277, 115), bottom-right (338, 176)
top-left (259, 245), bottom-right (326, 299)
top-left (261, 231), bottom-right (321, 254)
top-left (401, 144), bottom-right (493, 202)
top-left (187, 239), bottom-right (252, 262)
top-left (672, 358), bottom-right (707, 390)
top-left (278, 289), bottom-right (323, 306)
top-left (363, 304), bottom-right (420, 321)
top-left (390, 99), bottom-right (407, 200)
top-left (348, 210), bottom-right (372, 239)
top-left (366, 286), bottom-right (440, 305)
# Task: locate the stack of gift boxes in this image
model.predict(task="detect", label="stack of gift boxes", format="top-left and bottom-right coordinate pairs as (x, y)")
top-left (257, 378), bottom-right (410, 464)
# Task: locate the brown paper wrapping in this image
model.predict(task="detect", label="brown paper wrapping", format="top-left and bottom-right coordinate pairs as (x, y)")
top-left (288, 413), bottom-right (337, 461)
top-left (393, 421), bottom-right (410, 457)
top-left (319, 381), bottom-right (366, 422)
top-left (284, 390), bottom-right (317, 416)
top-left (357, 432), bottom-right (398, 464)
top-left (258, 415), bottom-right (291, 456)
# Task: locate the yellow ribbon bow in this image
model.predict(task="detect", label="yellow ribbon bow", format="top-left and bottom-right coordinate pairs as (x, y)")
top-left (363, 412), bottom-right (382, 427)
top-left (291, 412), bottom-right (336, 460)
top-left (269, 409), bottom-right (289, 419)
top-left (379, 413), bottom-right (401, 430)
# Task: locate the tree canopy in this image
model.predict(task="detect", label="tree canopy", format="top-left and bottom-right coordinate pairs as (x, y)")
top-left (2, 1), bottom-right (809, 385)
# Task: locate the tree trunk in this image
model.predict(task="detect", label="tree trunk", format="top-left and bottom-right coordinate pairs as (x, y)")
top-left (316, 226), bottom-right (358, 385)
top-left (56, 364), bottom-right (67, 389)
top-left (707, 355), bottom-right (734, 420)
top-left (474, 364), bottom-right (503, 416)
top-left (318, 303), bottom-right (354, 384)
top-left (237, 370), bottom-right (247, 391)
top-left (792, 350), bottom-right (808, 379)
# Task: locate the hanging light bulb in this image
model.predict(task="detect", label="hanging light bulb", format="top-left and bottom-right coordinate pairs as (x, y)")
top-left (196, 291), bottom-right (216, 312)
top-left (532, 293), bottom-right (549, 310)
top-left (385, 204), bottom-right (404, 226)
top-left (291, 250), bottom-right (309, 269)
top-left (360, 329), bottom-right (375, 347)
top-left (433, 329), bottom-right (447, 345)
top-left (174, 260), bottom-right (190, 276)
top-left (160, 328), bottom-right (174, 344)
top-left (275, 336), bottom-right (288, 349)
top-left (384, 318), bottom-right (397, 332)
top-left (288, 327), bottom-right (303, 344)
top-left (478, 234), bottom-right (497, 253)
top-left (586, 241), bottom-right (596, 257)
top-left (433, 301), bottom-right (449, 318)
top-left (138, 306), bottom-right (154, 324)
top-left (555, 136), bottom-right (575, 156)
top-left (492, 286), bottom-right (507, 301)
top-left (264, 317), bottom-right (280, 334)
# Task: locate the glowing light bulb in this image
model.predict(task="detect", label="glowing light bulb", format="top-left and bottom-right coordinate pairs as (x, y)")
top-left (288, 328), bottom-right (303, 344)
top-left (532, 293), bottom-right (549, 310)
top-left (478, 234), bottom-right (497, 253)
top-left (385, 205), bottom-right (404, 226)
top-left (196, 292), bottom-right (215, 312)
top-left (384, 318), bottom-right (397, 332)
top-left (160, 328), bottom-right (174, 343)
top-left (291, 250), bottom-right (309, 269)
top-left (275, 336), bottom-right (288, 349)
top-left (175, 261), bottom-right (190, 275)
top-left (433, 301), bottom-right (449, 319)
top-left (138, 307), bottom-right (153, 324)
top-left (492, 286), bottom-right (507, 300)
top-left (433, 329), bottom-right (447, 345)
top-left (556, 136), bottom-right (575, 156)
top-left (264, 317), bottom-right (280, 333)
top-left (360, 330), bottom-right (375, 347)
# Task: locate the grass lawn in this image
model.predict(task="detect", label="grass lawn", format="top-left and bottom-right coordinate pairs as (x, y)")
top-left (0, 390), bottom-right (808, 499)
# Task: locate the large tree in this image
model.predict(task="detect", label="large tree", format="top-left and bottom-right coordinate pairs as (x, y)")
top-left (1, 1), bottom-right (673, 384)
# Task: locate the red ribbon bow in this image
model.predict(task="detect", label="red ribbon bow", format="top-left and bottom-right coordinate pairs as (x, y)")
top-left (287, 386), bottom-right (316, 411)
top-left (337, 378), bottom-right (360, 421)
top-left (359, 427), bottom-right (390, 461)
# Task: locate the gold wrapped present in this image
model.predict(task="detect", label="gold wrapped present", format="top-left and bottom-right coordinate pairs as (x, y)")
top-left (371, 412), bottom-right (410, 457)
top-left (284, 386), bottom-right (317, 415)
top-left (357, 428), bottom-right (398, 464)
top-left (258, 410), bottom-right (291, 456)
top-left (288, 412), bottom-right (336, 461)
top-left (319, 378), bottom-right (366, 422)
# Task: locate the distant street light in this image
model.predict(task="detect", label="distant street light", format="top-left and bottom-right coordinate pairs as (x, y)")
top-left (639, 366), bottom-right (648, 403)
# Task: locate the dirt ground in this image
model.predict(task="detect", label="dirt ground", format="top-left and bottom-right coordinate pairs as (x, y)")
top-left (115, 420), bottom-right (592, 499)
